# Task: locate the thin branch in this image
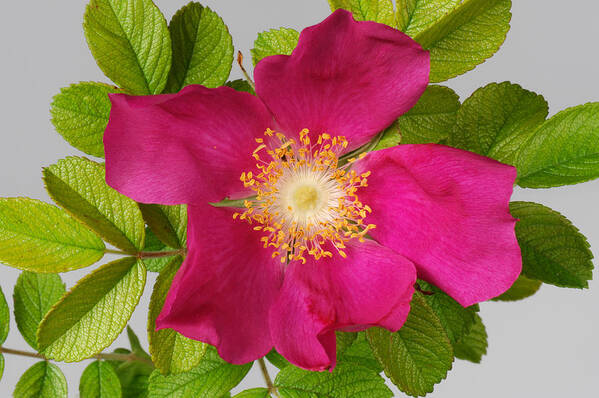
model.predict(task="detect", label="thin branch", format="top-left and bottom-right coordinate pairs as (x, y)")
top-left (237, 51), bottom-right (256, 91)
top-left (136, 249), bottom-right (186, 259)
top-left (258, 358), bottom-right (280, 398)
top-left (0, 346), bottom-right (153, 367)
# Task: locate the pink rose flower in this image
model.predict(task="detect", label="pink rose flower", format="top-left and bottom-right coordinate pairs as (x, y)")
top-left (103, 10), bottom-right (521, 371)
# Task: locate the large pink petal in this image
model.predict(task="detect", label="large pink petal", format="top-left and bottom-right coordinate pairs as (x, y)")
top-left (156, 204), bottom-right (283, 364)
top-left (269, 240), bottom-right (416, 371)
top-left (104, 85), bottom-right (273, 205)
top-left (353, 144), bottom-right (521, 307)
top-left (254, 9), bottom-right (429, 152)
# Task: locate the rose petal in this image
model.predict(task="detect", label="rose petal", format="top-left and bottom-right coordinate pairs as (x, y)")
top-left (353, 144), bottom-right (522, 307)
top-left (156, 204), bottom-right (283, 364)
top-left (254, 9), bottom-right (429, 152)
top-left (104, 85), bottom-right (273, 205)
top-left (269, 240), bottom-right (416, 370)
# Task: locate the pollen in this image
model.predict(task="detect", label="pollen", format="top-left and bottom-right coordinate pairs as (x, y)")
top-left (236, 128), bottom-right (375, 263)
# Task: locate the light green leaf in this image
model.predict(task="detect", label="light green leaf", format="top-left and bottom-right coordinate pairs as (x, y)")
top-left (226, 79), bottom-right (256, 95)
top-left (149, 257), bottom-right (207, 374)
top-left (510, 202), bottom-right (593, 288)
top-left (0, 353), bottom-right (4, 381)
top-left (329, 0), bottom-right (395, 26)
top-left (37, 257), bottom-right (147, 362)
top-left (338, 332), bottom-right (382, 373)
top-left (275, 362), bottom-right (392, 398)
top-left (50, 82), bottom-right (121, 158)
top-left (397, 0), bottom-right (461, 37)
top-left (13, 271), bottom-right (66, 350)
top-left (84, 0), bottom-right (172, 95)
top-left (515, 103), bottom-right (599, 188)
top-left (0, 287), bottom-right (8, 344)
top-left (139, 203), bottom-right (187, 249)
top-left (493, 275), bottom-right (542, 302)
top-left (251, 28), bottom-right (299, 66)
top-left (14, 361), bottom-right (68, 398)
top-left (166, 2), bottom-right (233, 93)
top-left (399, 85), bottom-right (460, 144)
top-left (336, 331), bottom-right (358, 355)
top-left (142, 228), bottom-right (176, 273)
top-left (80, 361), bottom-right (122, 398)
top-left (449, 82), bottom-right (548, 165)
top-left (367, 293), bottom-right (454, 397)
top-left (419, 281), bottom-right (478, 344)
top-left (453, 313), bottom-right (487, 363)
top-left (232, 388), bottom-right (270, 398)
top-left (0, 198), bottom-right (105, 272)
top-left (148, 346), bottom-right (251, 398)
top-left (266, 349), bottom-right (291, 370)
top-left (414, 0), bottom-right (512, 83)
top-left (127, 325), bottom-right (151, 361)
top-left (44, 157), bottom-right (145, 253)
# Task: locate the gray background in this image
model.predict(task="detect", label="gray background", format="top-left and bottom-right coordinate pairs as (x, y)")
top-left (0, 0), bottom-right (597, 396)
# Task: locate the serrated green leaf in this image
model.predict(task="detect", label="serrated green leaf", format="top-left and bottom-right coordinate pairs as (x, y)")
top-left (399, 85), bottom-right (460, 144)
top-left (139, 203), bottom-right (187, 249)
top-left (0, 353), bottom-right (4, 381)
top-left (127, 325), bottom-right (151, 361)
top-left (166, 2), bottom-right (233, 93)
top-left (510, 202), bottom-right (594, 288)
top-left (338, 332), bottom-right (382, 373)
top-left (44, 157), bottom-right (145, 253)
top-left (148, 346), bottom-right (251, 398)
top-left (50, 82), bottom-right (121, 158)
top-left (251, 28), bottom-right (299, 66)
top-left (233, 388), bottom-right (270, 398)
top-left (0, 287), bottom-right (8, 344)
top-left (142, 228), bottom-right (175, 273)
top-left (108, 348), bottom-right (154, 398)
top-left (493, 275), bottom-right (542, 302)
top-left (226, 79), bottom-right (256, 95)
top-left (373, 121), bottom-right (401, 151)
top-left (149, 256), bottom-right (207, 374)
top-left (453, 313), bottom-right (487, 363)
top-left (84, 0), bottom-right (172, 95)
top-left (37, 257), bottom-right (147, 362)
top-left (449, 82), bottom-right (547, 165)
top-left (515, 103), bottom-right (599, 188)
top-left (367, 293), bottom-right (454, 397)
top-left (0, 198), bottom-right (105, 272)
top-left (414, 0), bottom-right (512, 83)
top-left (14, 361), bottom-right (68, 398)
top-left (397, 0), bottom-right (461, 37)
top-left (418, 281), bottom-right (478, 344)
top-left (328, 0), bottom-right (395, 26)
top-left (13, 271), bottom-right (66, 350)
top-left (275, 362), bottom-right (392, 398)
top-left (336, 331), bottom-right (357, 355)
top-left (80, 361), bottom-right (122, 398)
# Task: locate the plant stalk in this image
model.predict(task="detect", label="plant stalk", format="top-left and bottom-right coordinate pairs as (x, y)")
top-left (0, 346), bottom-right (153, 366)
top-left (258, 358), bottom-right (280, 397)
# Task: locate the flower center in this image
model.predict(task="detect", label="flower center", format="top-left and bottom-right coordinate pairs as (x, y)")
top-left (235, 129), bottom-right (375, 263)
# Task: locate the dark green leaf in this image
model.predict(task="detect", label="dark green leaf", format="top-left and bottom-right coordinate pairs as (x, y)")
top-left (139, 203), bottom-right (186, 249)
top-left (449, 82), bottom-right (547, 165)
top-left (109, 348), bottom-right (154, 398)
top-left (515, 103), bottom-right (599, 188)
top-left (37, 258), bottom-right (147, 362)
top-left (226, 79), bottom-right (256, 95)
top-left (80, 360), bottom-right (122, 398)
top-left (265, 349), bottom-right (291, 370)
top-left (510, 202), bottom-right (593, 288)
top-left (147, 346), bottom-right (251, 397)
top-left (399, 85), bottom-right (460, 144)
top-left (44, 157), bottom-right (146, 253)
top-left (338, 332), bottom-right (382, 373)
top-left (127, 325), bottom-right (151, 360)
top-left (148, 257), bottom-right (207, 374)
top-left (50, 82), bottom-right (122, 158)
top-left (84, 0), bottom-right (172, 94)
top-left (251, 28), bottom-right (299, 66)
top-left (13, 271), bottom-right (66, 350)
top-left (14, 361), bottom-right (68, 398)
top-left (414, 0), bottom-right (512, 82)
top-left (493, 275), bottom-right (543, 302)
top-left (0, 198), bottom-right (105, 272)
top-left (166, 2), bottom-right (233, 92)
top-left (453, 313), bottom-right (487, 363)
top-left (367, 293), bottom-right (453, 397)
top-left (142, 228), bottom-right (175, 273)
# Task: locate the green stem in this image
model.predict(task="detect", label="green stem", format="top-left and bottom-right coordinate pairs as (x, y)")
top-left (0, 346), bottom-right (153, 366)
top-left (104, 248), bottom-right (186, 258)
top-left (237, 51), bottom-right (256, 91)
top-left (258, 358), bottom-right (280, 398)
